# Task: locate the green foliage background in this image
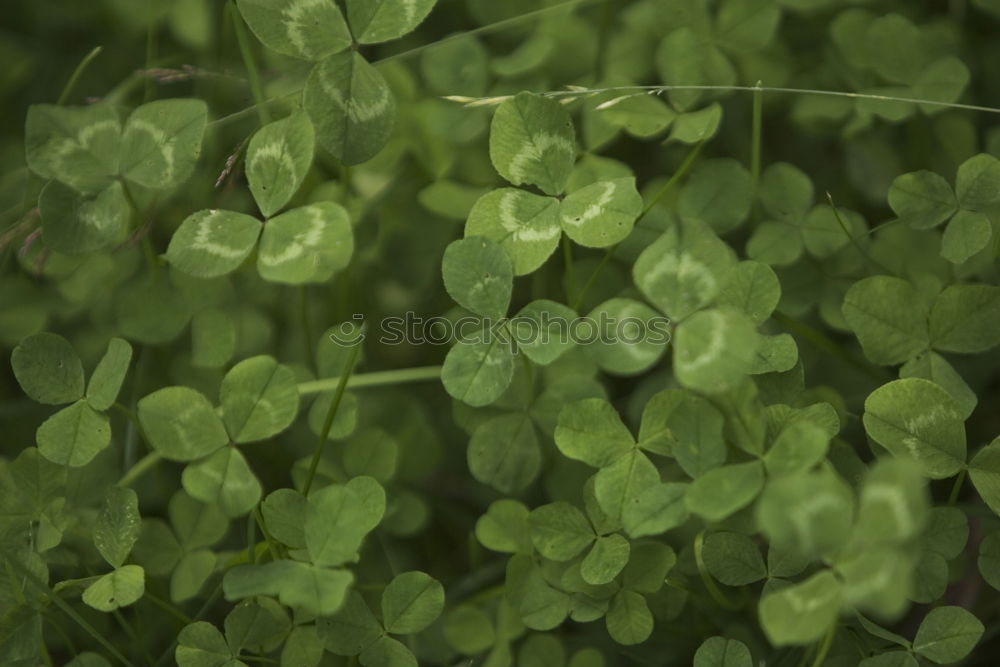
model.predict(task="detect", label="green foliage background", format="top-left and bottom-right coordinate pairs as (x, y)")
top-left (4, 0), bottom-right (1000, 665)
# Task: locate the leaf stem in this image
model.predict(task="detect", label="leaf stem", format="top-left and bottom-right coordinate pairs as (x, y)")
top-left (58, 46), bottom-right (103, 105)
top-left (117, 451), bottom-right (163, 487)
top-left (562, 235), bottom-right (575, 305)
top-left (297, 365), bottom-right (442, 396)
top-left (809, 624), bottom-right (837, 667)
top-left (298, 285), bottom-right (315, 372)
top-left (771, 312), bottom-right (889, 383)
top-left (948, 469), bottom-right (967, 506)
top-left (230, 0), bottom-right (270, 125)
top-left (750, 81), bottom-right (763, 189)
top-left (693, 532), bottom-right (741, 612)
top-left (302, 341), bottom-right (362, 496)
top-left (3, 555), bottom-right (136, 667)
top-left (142, 589), bottom-right (192, 625)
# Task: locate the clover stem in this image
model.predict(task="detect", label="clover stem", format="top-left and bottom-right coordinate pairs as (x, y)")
top-left (254, 506), bottom-right (283, 561)
top-left (298, 285), bottom-right (315, 372)
top-left (3, 555), bottom-right (137, 667)
top-left (809, 623), bottom-right (837, 667)
top-left (751, 81), bottom-right (763, 190)
top-left (693, 531), bottom-right (741, 612)
top-left (230, 0), bottom-right (271, 125)
top-left (302, 341), bottom-right (362, 496)
top-left (562, 235), bottom-right (575, 304)
top-left (296, 364), bottom-right (442, 395)
top-left (117, 451), bottom-right (163, 487)
top-left (58, 46), bottom-right (103, 105)
top-left (948, 469), bottom-right (967, 506)
top-left (771, 312), bottom-right (889, 383)
top-left (142, 590), bottom-right (192, 625)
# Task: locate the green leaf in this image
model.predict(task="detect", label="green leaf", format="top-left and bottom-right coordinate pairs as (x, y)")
top-left (622, 482), bottom-right (689, 538)
top-left (703, 532), bottom-right (766, 586)
top-left (979, 531), bottom-right (1000, 591)
top-left (316, 590), bottom-right (382, 656)
top-left (119, 99), bottom-right (207, 189)
top-left (693, 636), bottom-right (753, 667)
top-left (94, 486), bottom-right (140, 568)
top-left (656, 27), bottom-right (734, 111)
top-left (763, 420), bottom-right (829, 477)
top-left (86, 337), bottom-right (132, 412)
top-left (858, 653), bottom-right (919, 667)
top-left (641, 389), bottom-right (725, 474)
top-left (969, 438), bottom-right (1000, 517)
top-left (941, 209), bottom-right (992, 264)
top-left (38, 180), bottom-right (129, 254)
top-left (343, 428), bottom-right (398, 482)
top-left (757, 469), bottom-right (854, 560)
top-left (442, 338), bottom-right (515, 407)
top-left (511, 299), bottom-right (577, 365)
top-left (176, 622), bottom-right (242, 667)
top-left (181, 447), bottom-right (262, 517)
top-left (580, 534), bottom-right (630, 586)
top-left (554, 398), bottom-right (635, 468)
top-left (305, 476), bottom-right (385, 566)
top-left (25, 103), bottom-right (121, 194)
top-left (257, 203), bottom-right (353, 284)
top-left (236, 0), bottom-right (352, 61)
top-left (673, 307), bottom-right (760, 394)
top-left (888, 170), bottom-right (957, 229)
top-left (138, 387), bottom-right (230, 462)
top-left (598, 94), bottom-right (675, 138)
top-left (669, 104), bottom-right (723, 144)
top-left (560, 178), bottom-right (642, 248)
top-left (465, 189), bottom-right (561, 276)
top-left (955, 153), bottom-right (1000, 211)
top-left (224, 560), bottom-right (354, 616)
top-left (842, 276), bottom-right (930, 365)
top-left (529, 501), bottom-right (594, 561)
top-left (304, 51), bottom-right (395, 165)
top-left (489, 92), bottom-right (576, 196)
top-left (716, 261), bottom-right (781, 325)
top-left (584, 298), bottom-right (668, 376)
top-left (468, 413), bottom-right (540, 493)
top-left (605, 590), bottom-right (653, 645)
top-left (633, 219), bottom-right (737, 321)
top-left (929, 284), bottom-right (1000, 354)
top-left (170, 490), bottom-right (228, 550)
top-left (913, 607), bottom-right (984, 664)
top-left (621, 542), bottom-right (676, 594)
top-left (855, 459), bottom-right (928, 545)
top-left (863, 378), bottom-right (966, 479)
top-left (346, 0), bottom-right (436, 44)
top-left (678, 159), bottom-right (754, 234)
top-left (921, 507), bottom-right (969, 559)
top-left (443, 605), bottom-right (495, 655)
top-left (359, 636), bottom-right (417, 667)
top-left (759, 570), bottom-right (841, 646)
top-left (82, 565), bottom-right (145, 612)
top-left (420, 34), bottom-right (488, 97)
top-left (261, 488), bottom-right (307, 549)
top-left (36, 399), bottom-right (111, 467)
top-left (442, 236), bottom-right (513, 319)
top-left (382, 570), bottom-right (445, 634)
top-left (685, 461), bottom-right (764, 522)
top-left (900, 352), bottom-right (977, 419)
top-left (594, 449), bottom-right (660, 522)
top-left (220, 355), bottom-right (300, 443)
top-left (475, 499), bottom-right (533, 554)
top-left (166, 210), bottom-right (263, 278)
top-left (12, 332), bottom-right (85, 405)
top-left (172, 550), bottom-right (216, 603)
top-left (247, 112), bottom-right (315, 217)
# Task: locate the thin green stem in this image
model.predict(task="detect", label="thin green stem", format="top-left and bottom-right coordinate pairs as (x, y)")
top-left (120, 179), bottom-right (160, 279)
top-left (254, 506), bottom-right (282, 561)
top-left (230, 0), bottom-right (270, 125)
top-left (247, 511), bottom-right (257, 564)
top-left (112, 401), bottom-right (140, 427)
top-left (826, 192), bottom-right (890, 274)
top-left (302, 342), bottom-right (362, 496)
top-left (572, 140), bottom-right (705, 311)
top-left (112, 608), bottom-right (154, 667)
top-left (693, 532), bottom-right (741, 612)
top-left (750, 81), bottom-right (763, 189)
top-left (143, 590), bottom-right (192, 625)
top-left (772, 312), bottom-right (889, 383)
top-left (452, 84), bottom-right (1000, 117)
top-left (809, 624), bottom-right (837, 667)
top-left (118, 451), bottom-right (163, 487)
top-left (3, 555), bottom-right (136, 667)
top-left (144, 0), bottom-right (158, 102)
top-left (949, 469), bottom-right (968, 506)
top-left (58, 46), bottom-right (103, 105)
top-left (152, 581), bottom-right (222, 667)
top-left (297, 365), bottom-right (442, 396)
top-left (638, 139), bottom-right (705, 221)
top-left (298, 285), bottom-right (314, 372)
